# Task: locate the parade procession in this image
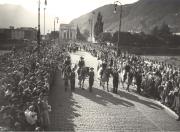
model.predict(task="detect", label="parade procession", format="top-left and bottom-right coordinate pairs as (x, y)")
top-left (1, 39), bottom-right (180, 131)
top-left (1, 0), bottom-right (180, 131)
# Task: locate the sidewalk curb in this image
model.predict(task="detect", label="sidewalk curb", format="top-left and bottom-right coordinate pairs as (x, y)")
top-left (131, 90), bottom-right (179, 120)
top-left (118, 89), bottom-right (179, 120)
top-left (154, 100), bottom-right (179, 119)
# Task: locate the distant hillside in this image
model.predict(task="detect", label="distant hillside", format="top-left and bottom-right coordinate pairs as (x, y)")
top-left (0, 4), bottom-right (37, 28)
top-left (0, 4), bottom-right (53, 32)
top-left (70, 0), bottom-right (180, 34)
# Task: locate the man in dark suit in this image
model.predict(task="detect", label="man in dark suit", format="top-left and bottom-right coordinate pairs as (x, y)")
top-left (89, 67), bottom-right (94, 92)
top-left (113, 68), bottom-right (119, 94)
top-left (78, 57), bottom-right (85, 68)
top-left (135, 67), bottom-right (142, 94)
top-left (70, 68), bottom-right (76, 91)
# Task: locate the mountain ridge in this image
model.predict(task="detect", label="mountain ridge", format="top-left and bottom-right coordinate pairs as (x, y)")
top-left (70, 0), bottom-right (180, 34)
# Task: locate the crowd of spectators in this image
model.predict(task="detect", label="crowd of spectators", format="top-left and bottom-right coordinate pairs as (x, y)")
top-left (0, 39), bottom-right (180, 132)
top-left (0, 43), bottom-right (64, 131)
top-left (76, 42), bottom-right (180, 121)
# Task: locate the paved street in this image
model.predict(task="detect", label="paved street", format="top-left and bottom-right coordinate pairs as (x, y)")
top-left (49, 51), bottom-right (180, 131)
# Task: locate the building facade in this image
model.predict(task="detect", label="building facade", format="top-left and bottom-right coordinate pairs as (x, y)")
top-left (19, 27), bottom-right (37, 41)
top-left (0, 27), bottom-right (37, 41)
top-left (59, 24), bottom-right (76, 41)
top-left (11, 29), bottom-right (24, 40)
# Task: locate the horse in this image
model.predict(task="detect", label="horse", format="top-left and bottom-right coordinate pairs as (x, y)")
top-left (98, 67), bottom-right (113, 92)
top-left (77, 67), bottom-right (89, 89)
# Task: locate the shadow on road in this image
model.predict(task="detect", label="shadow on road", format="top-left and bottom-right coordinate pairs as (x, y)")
top-left (117, 90), bottom-right (164, 110)
top-left (75, 87), bottom-right (134, 107)
top-left (48, 71), bottom-right (80, 131)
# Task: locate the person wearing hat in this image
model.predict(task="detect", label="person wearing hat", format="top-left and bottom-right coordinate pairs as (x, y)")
top-left (78, 56), bottom-right (85, 69)
top-left (64, 56), bottom-right (71, 67)
top-left (89, 67), bottom-right (94, 92)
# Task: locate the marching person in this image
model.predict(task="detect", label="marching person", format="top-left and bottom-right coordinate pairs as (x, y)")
top-left (63, 56), bottom-right (71, 67)
top-left (135, 67), bottom-right (142, 94)
top-left (64, 67), bottom-right (70, 92)
top-left (124, 61), bottom-right (131, 82)
top-left (113, 68), bottom-right (119, 94)
top-left (102, 60), bottom-right (107, 71)
top-left (110, 57), bottom-right (114, 68)
top-left (78, 56), bottom-right (85, 68)
top-left (62, 56), bottom-right (71, 77)
top-left (89, 67), bottom-right (95, 92)
top-left (70, 68), bottom-right (76, 91)
top-left (63, 63), bottom-right (71, 92)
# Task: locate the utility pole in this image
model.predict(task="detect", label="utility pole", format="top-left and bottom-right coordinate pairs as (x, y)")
top-left (114, 0), bottom-right (122, 56)
top-left (37, 0), bottom-right (40, 56)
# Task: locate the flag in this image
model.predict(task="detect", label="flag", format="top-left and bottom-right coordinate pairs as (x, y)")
top-left (45, 0), bottom-right (47, 6)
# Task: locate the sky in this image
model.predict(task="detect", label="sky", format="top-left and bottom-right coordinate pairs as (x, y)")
top-left (0, 0), bottom-right (139, 23)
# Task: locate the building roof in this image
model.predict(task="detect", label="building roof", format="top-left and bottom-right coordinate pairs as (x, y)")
top-left (60, 24), bottom-right (76, 30)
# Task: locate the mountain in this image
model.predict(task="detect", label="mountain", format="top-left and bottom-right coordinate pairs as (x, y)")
top-left (0, 4), bottom-right (53, 32)
top-left (0, 4), bottom-right (36, 28)
top-left (70, 0), bottom-right (180, 34)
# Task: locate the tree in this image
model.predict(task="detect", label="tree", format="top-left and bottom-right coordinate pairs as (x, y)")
top-left (159, 22), bottom-right (171, 37)
top-left (94, 12), bottom-right (104, 40)
top-left (83, 29), bottom-right (90, 40)
top-left (97, 32), bottom-right (112, 43)
top-left (151, 23), bottom-right (172, 37)
top-left (76, 25), bottom-right (86, 41)
top-left (151, 26), bottom-right (159, 36)
top-left (112, 31), bottom-right (119, 44)
top-left (50, 31), bottom-right (59, 40)
top-left (76, 25), bottom-right (81, 40)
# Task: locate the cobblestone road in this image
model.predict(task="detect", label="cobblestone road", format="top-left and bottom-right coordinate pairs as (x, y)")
top-left (49, 51), bottom-right (180, 131)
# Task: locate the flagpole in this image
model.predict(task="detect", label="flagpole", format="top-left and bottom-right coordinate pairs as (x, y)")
top-left (44, 7), bottom-right (46, 36)
top-left (44, 0), bottom-right (47, 37)
top-left (37, 0), bottom-right (47, 56)
top-left (37, 0), bottom-right (40, 56)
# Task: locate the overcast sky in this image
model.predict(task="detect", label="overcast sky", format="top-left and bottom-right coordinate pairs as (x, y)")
top-left (0, 0), bottom-right (139, 23)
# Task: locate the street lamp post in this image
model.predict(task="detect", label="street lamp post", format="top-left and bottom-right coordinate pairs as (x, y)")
top-left (54, 17), bottom-right (59, 45)
top-left (114, 0), bottom-right (122, 56)
top-left (44, 7), bottom-right (46, 36)
top-left (37, 0), bottom-right (47, 56)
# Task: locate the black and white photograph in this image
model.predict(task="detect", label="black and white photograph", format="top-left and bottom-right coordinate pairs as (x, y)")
top-left (0, 0), bottom-right (180, 131)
